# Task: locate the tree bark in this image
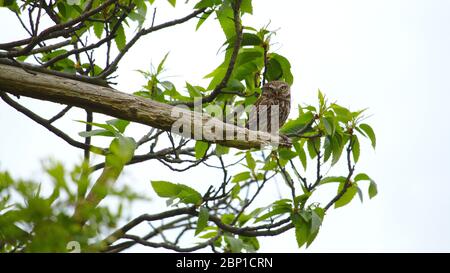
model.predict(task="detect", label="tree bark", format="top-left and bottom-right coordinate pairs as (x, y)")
top-left (0, 64), bottom-right (290, 149)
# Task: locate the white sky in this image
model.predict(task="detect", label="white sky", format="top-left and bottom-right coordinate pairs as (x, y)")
top-left (1, 0), bottom-right (450, 252)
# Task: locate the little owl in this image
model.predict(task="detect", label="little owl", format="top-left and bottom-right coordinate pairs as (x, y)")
top-left (246, 80), bottom-right (291, 133)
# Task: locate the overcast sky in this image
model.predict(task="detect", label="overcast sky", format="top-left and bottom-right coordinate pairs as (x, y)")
top-left (1, 0), bottom-right (450, 252)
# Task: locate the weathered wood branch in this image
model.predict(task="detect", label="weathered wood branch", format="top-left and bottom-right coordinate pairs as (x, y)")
top-left (0, 64), bottom-right (290, 149)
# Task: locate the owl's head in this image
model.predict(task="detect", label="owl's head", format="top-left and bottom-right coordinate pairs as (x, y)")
top-left (262, 80), bottom-right (290, 95)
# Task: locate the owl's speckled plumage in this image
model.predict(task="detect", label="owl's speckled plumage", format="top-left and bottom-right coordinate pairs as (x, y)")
top-left (247, 80), bottom-right (291, 133)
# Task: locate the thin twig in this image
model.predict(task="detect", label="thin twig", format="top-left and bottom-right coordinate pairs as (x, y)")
top-left (0, 92), bottom-right (106, 154)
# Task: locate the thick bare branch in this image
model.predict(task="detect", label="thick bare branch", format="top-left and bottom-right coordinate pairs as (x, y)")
top-left (0, 64), bottom-right (290, 149)
top-left (0, 58), bottom-right (108, 86)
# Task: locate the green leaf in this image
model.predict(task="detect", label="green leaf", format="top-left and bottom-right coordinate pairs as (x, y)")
top-left (200, 231), bottom-right (218, 239)
top-left (79, 129), bottom-right (115, 138)
top-left (195, 141), bottom-right (209, 159)
top-left (245, 152), bottom-right (256, 170)
top-left (294, 193), bottom-right (311, 208)
top-left (195, 0), bottom-right (220, 9)
top-left (76, 120), bottom-right (116, 133)
top-left (232, 171), bottom-right (251, 183)
top-left (331, 133), bottom-right (346, 166)
top-left (233, 60), bottom-right (261, 81)
top-left (331, 104), bottom-right (352, 123)
top-left (223, 79), bottom-right (245, 92)
top-left (225, 235), bottom-right (243, 253)
top-left (106, 119), bottom-right (130, 133)
top-left (0, 0), bottom-right (18, 10)
top-left (151, 181), bottom-right (202, 205)
top-left (93, 21), bottom-right (104, 39)
top-left (157, 52), bottom-right (170, 74)
top-left (215, 144), bottom-right (230, 156)
top-left (206, 67), bottom-right (226, 90)
top-left (72, 161), bottom-right (91, 201)
top-left (231, 183), bottom-right (241, 199)
top-left (318, 89), bottom-right (325, 107)
top-left (334, 183), bottom-right (357, 209)
top-left (240, 235), bottom-right (260, 252)
top-left (314, 207), bottom-right (325, 219)
top-left (57, 2), bottom-right (67, 20)
top-left (269, 53), bottom-right (293, 85)
top-left (352, 135), bottom-right (360, 163)
top-left (357, 186), bottom-right (364, 203)
top-left (135, 0), bottom-right (148, 21)
top-left (237, 214), bottom-right (252, 227)
top-left (109, 136), bottom-right (136, 164)
top-left (128, 13), bottom-right (145, 27)
top-left (255, 208), bottom-right (289, 223)
top-left (186, 82), bottom-right (202, 98)
top-left (217, 6), bottom-right (235, 39)
top-left (177, 184), bottom-right (203, 204)
top-left (310, 210), bottom-right (322, 234)
top-left (241, 32), bottom-right (261, 46)
top-left (214, 236), bottom-right (223, 247)
top-left (221, 213), bottom-right (234, 224)
top-left (354, 173), bottom-right (371, 182)
top-left (295, 225), bottom-right (308, 248)
top-left (359, 123), bottom-right (376, 149)
top-left (266, 57), bottom-right (283, 82)
top-left (319, 176), bottom-right (347, 185)
top-left (151, 181), bottom-right (180, 198)
top-left (293, 141), bottom-right (307, 170)
top-left (241, 0), bottom-right (253, 14)
top-left (226, 32), bottom-right (262, 49)
top-left (280, 112), bottom-right (314, 135)
top-left (16, 55), bottom-right (29, 62)
top-left (306, 231), bottom-right (319, 248)
top-left (261, 160), bottom-right (277, 171)
top-left (323, 137), bottom-right (332, 162)
top-left (355, 127), bottom-right (367, 137)
top-left (322, 117), bottom-right (334, 136)
top-left (279, 148), bottom-right (297, 161)
top-left (306, 138), bottom-right (320, 159)
top-left (273, 199), bottom-right (292, 207)
top-left (369, 180), bottom-right (378, 199)
top-left (291, 213), bottom-right (309, 248)
top-left (115, 24), bottom-right (126, 51)
top-left (236, 48), bottom-right (264, 66)
top-left (167, 0), bottom-right (176, 7)
top-left (45, 162), bottom-right (70, 195)
top-left (195, 206), bottom-right (210, 235)
top-left (307, 208), bottom-right (325, 247)
top-left (196, 10), bottom-right (211, 30)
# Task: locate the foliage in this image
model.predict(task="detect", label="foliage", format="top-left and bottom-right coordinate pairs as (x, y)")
top-left (0, 161), bottom-right (144, 252)
top-left (0, 0), bottom-right (377, 252)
